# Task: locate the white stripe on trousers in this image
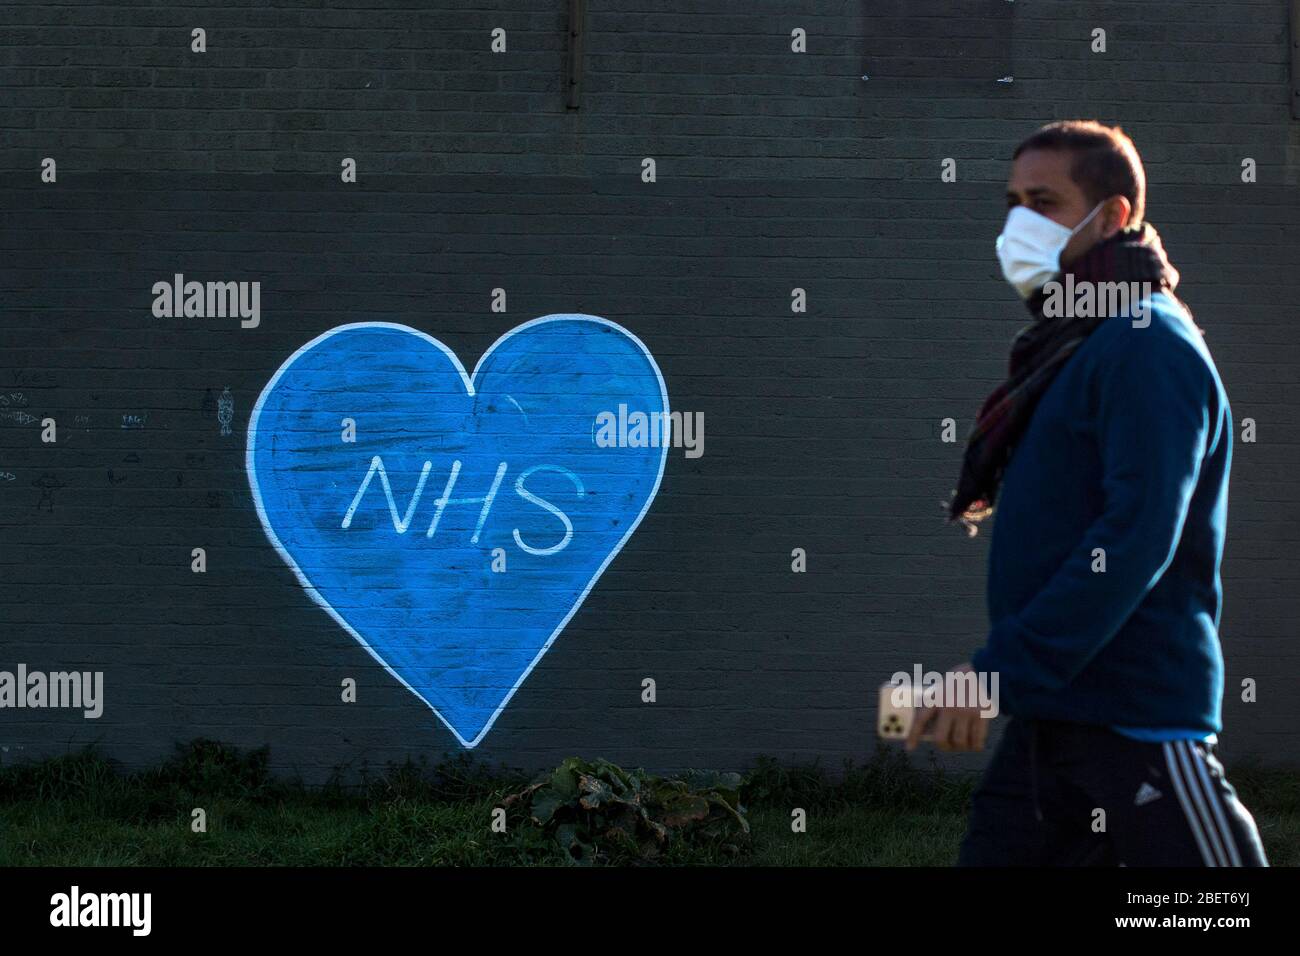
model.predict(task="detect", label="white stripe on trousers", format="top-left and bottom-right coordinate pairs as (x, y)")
top-left (1163, 741), bottom-right (1219, 866)
top-left (1174, 741), bottom-right (1230, 866)
top-left (1183, 740), bottom-right (1244, 867)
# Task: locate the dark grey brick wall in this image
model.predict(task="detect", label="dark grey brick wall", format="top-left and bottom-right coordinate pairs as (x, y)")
top-left (1, 0), bottom-right (1297, 781)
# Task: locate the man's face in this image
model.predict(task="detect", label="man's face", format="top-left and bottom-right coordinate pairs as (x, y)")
top-left (1005, 148), bottom-right (1119, 266)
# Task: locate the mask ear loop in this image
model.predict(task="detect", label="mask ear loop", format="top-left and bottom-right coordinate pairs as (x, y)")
top-left (1057, 200), bottom-right (1109, 272)
top-left (1069, 200), bottom-right (1106, 240)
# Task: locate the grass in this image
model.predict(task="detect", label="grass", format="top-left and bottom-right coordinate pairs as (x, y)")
top-left (0, 741), bottom-right (1293, 866)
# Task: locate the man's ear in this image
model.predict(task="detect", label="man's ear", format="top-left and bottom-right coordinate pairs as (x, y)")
top-left (1101, 196), bottom-right (1133, 237)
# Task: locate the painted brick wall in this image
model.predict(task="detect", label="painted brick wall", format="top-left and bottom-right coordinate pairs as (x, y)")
top-left (1, 0), bottom-right (1298, 781)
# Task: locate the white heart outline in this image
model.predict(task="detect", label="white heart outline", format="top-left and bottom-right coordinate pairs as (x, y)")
top-left (246, 314), bottom-right (670, 748)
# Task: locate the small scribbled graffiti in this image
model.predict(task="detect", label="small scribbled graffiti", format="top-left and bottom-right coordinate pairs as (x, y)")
top-left (217, 388), bottom-right (234, 436)
top-left (13, 371), bottom-right (56, 387)
top-left (33, 473), bottom-right (65, 512)
top-left (109, 452), bottom-right (140, 485)
top-left (121, 413), bottom-right (147, 429)
top-left (247, 316), bottom-right (668, 748)
top-left (0, 394), bottom-right (37, 427)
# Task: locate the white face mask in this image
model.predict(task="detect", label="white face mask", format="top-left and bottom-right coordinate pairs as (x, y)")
top-left (996, 201), bottom-right (1105, 299)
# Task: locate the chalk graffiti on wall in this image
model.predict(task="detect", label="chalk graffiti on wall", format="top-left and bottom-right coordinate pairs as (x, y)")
top-left (246, 315), bottom-right (669, 747)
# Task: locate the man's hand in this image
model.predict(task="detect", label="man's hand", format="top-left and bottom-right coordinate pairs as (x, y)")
top-left (904, 663), bottom-right (992, 753)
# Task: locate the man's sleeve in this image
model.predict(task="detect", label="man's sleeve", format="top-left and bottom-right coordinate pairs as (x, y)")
top-left (971, 328), bottom-right (1213, 695)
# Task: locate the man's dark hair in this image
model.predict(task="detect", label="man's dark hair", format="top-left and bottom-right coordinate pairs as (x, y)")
top-left (1012, 120), bottom-right (1146, 225)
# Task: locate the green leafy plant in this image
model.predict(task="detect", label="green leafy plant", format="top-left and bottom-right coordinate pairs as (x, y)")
top-left (500, 757), bottom-right (750, 864)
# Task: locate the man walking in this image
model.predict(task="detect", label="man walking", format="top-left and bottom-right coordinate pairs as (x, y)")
top-left (909, 120), bottom-right (1268, 866)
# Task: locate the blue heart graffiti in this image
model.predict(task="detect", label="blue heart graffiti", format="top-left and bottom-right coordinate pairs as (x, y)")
top-left (247, 315), bottom-right (668, 747)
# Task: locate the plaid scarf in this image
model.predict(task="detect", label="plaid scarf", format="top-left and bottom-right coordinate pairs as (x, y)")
top-left (945, 220), bottom-right (1190, 536)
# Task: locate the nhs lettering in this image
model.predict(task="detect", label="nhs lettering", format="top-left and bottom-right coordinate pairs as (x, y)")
top-left (340, 457), bottom-right (584, 557)
top-left (247, 317), bottom-right (668, 748)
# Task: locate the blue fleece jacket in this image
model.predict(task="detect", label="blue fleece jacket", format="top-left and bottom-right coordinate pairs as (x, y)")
top-left (971, 291), bottom-right (1231, 734)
